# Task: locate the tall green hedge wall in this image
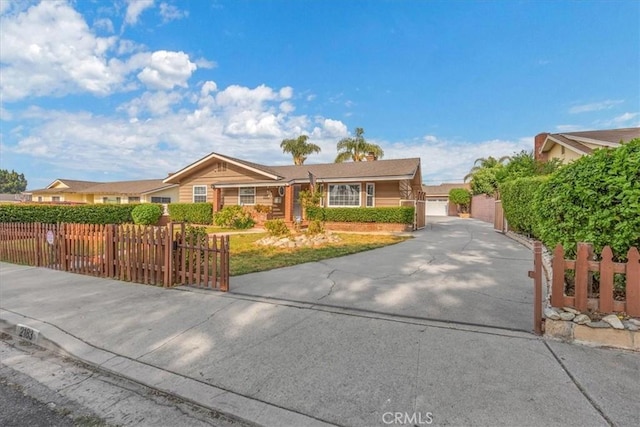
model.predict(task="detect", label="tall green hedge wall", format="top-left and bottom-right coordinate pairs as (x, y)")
top-left (0, 204), bottom-right (135, 224)
top-left (499, 176), bottom-right (547, 237)
top-left (306, 206), bottom-right (414, 224)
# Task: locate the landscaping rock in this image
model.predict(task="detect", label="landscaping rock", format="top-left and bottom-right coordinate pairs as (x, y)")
top-left (255, 233), bottom-right (342, 249)
top-left (628, 318), bottom-right (640, 327)
top-left (544, 307), bottom-right (560, 320)
top-left (562, 307), bottom-right (580, 315)
top-left (586, 321), bottom-right (610, 329)
top-left (573, 314), bottom-right (591, 325)
top-left (559, 312), bottom-right (575, 321)
top-left (602, 314), bottom-right (625, 330)
top-left (623, 321), bottom-right (639, 332)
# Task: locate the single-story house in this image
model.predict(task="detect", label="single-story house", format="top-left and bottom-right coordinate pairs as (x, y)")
top-left (26, 179), bottom-right (178, 204)
top-left (163, 152), bottom-right (424, 223)
top-left (421, 183), bottom-right (471, 216)
top-left (0, 193), bottom-right (25, 204)
top-left (534, 127), bottom-right (640, 163)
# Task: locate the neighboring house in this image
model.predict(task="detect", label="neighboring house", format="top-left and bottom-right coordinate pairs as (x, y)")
top-left (422, 183), bottom-right (471, 216)
top-left (27, 179), bottom-right (178, 204)
top-left (0, 193), bottom-right (24, 204)
top-left (535, 127), bottom-right (640, 163)
top-left (163, 152), bottom-right (423, 222)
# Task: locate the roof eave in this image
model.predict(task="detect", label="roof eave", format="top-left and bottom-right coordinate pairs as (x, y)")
top-left (163, 153), bottom-right (281, 184)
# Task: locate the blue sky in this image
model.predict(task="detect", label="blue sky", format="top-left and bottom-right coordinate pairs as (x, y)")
top-left (1, 0), bottom-right (639, 189)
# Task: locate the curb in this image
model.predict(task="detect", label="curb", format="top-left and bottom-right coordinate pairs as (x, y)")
top-left (0, 309), bottom-right (335, 427)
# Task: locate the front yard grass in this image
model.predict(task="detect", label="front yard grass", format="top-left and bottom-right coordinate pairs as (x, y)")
top-left (229, 233), bottom-right (411, 276)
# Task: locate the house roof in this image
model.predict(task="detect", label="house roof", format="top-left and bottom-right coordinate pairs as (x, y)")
top-left (422, 183), bottom-right (470, 196)
top-left (165, 152), bottom-right (421, 186)
top-left (540, 127), bottom-right (640, 154)
top-left (30, 179), bottom-right (176, 195)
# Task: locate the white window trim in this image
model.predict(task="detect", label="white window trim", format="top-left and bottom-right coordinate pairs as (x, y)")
top-left (193, 185), bottom-right (207, 203)
top-left (238, 186), bottom-right (256, 206)
top-left (327, 183), bottom-right (362, 208)
top-left (366, 183), bottom-right (375, 207)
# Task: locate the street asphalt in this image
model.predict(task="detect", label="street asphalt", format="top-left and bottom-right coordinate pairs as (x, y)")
top-left (1, 217), bottom-right (638, 426)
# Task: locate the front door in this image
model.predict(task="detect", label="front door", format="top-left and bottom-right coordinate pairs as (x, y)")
top-left (293, 185), bottom-right (302, 220)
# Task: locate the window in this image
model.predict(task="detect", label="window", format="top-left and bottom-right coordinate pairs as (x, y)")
top-left (102, 196), bottom-right (121, 204)
top-left (366, 183), bottom-right (375, 207)
top-left (37, 196), bottom-right (42, 202)
top-left (213, 162), bottom-right (227, 172)
top-left (239, 187), bottom-right (256, 205)
top-left (52, 196), bottom-right (61, 202)
top-left (128, 196), bottom-right (140, 203)
top-left (151, 197), bottom-right (171, 203)
top-left (193, 185), bottom-right (207, 203)
top-left (328, 184), bottom-right (361, 207)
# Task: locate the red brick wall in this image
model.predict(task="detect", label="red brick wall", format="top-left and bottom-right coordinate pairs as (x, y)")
top-left (535, 133), bottom-right (549, 162)
top-left (470, 195), bottom-right (496, 223)
top-left (324, 222), bottom-right (412, 232)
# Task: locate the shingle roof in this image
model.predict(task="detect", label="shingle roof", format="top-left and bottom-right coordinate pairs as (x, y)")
top-left (30, 179), bottom-right (174, 195)
top-left (560, 127), bottom-right (640, 144)
top-left (270, 158), bottom-right (421, 181)
top-left (422, 183), bottom-right (470, 196)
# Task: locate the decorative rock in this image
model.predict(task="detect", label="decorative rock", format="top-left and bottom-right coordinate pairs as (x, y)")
top-left (586, 321), bottom-right (611, 329)
top-left (623, 321), bottom-right (639, 332)
top-left (559, 312), bottom-right (575, 321)
top-left (562, 307), bottom-right (581, 315)
top-left (544, 307), bottom-right (560, 320)
top-left (573, 314), bottom-right (591, 325)
top-left (602, 314), bottom-right (625, 330)
top-left (628, 318), bottom-right (640, 327)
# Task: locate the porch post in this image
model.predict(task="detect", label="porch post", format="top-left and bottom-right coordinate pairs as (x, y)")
top-left (211, 188), bottom-right (222, 212)
top-left (284, 185), bottom-right (293, 222)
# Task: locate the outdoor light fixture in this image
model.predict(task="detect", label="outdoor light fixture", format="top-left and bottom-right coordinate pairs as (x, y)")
top-left (210, 184), bottom-right (216, 189)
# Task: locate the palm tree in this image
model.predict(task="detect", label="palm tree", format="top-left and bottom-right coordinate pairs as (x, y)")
top-left (463, 155), bottom-right (510, 182)
top-left (280, 135), bottom-right (321, 165)
top-left (334, 127), bottom-right (384, 163)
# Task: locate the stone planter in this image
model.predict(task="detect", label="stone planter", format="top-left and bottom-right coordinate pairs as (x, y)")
top-left (458, 213), bottom-right (470, 219)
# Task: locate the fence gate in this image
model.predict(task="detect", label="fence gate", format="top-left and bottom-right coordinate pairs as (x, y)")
top-left (400, 200), bottom-right (426, 230)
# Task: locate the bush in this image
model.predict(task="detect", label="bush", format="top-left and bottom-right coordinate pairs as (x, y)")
top-left (131, 204), bottom-right (163, 225)
top-left (214, 205), bottom-right (255, 229)
top-left (306, 220), bottom-right (324, 235)
top-left (264, 219), bottom-right (290, 236)
top-left (0, 204), bottom-right (135, 224)
top-left (167, 203), bottom-right (213, 224)
top-left (499, 177), bottom-right (547, 237)
top-left (448, 188), bottom-right (471, 213)
top-left (533, 139), bottom-right (640, 261)
top-left (306, 207), bottom-right (414, 224)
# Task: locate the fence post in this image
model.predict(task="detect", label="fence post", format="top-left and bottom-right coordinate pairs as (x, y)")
top-left (163, 223), bottom-right (173, 287)
top-left (599, 246), bottom-right (614, 313)
top-left (528, 241), bottom-right (543, 335)
top-left (220, 235), bottom-right (229, 292)
top-left (574, 243), bottom-right (591, 312)
top-left (59, 223), bottom-right (68, 271)
top-left (551, 245), bottom-right (565, 307)
top-left (626, 247), bottom-right (640, 317)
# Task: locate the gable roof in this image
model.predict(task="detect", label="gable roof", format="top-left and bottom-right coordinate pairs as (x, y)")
top-left (540, 127), bottom-right (640, 154)
top-left (422, 183), bottom-right (470, 196)
top-left (30, 179), bottom-right (175, 195)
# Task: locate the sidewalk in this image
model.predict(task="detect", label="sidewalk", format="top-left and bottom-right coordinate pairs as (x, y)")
top-left (1, 262), bottom-right (639, 426)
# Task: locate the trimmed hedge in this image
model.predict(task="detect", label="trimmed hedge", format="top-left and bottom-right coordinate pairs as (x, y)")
top-left (167, 203), bottom-right (213, 225)
top-left (132, 204), bottom-right (163, 225)
top-left (306, 207), bottom-right (414, 224)
top-left (499, 176), bottom-right (547, 237)
top-left (0, 204), bottom-right (135, 224)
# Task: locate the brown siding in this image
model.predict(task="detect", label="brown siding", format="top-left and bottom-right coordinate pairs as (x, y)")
top-left (373, 181), bottom-right (400, 207)
top-left (470, 194), bottom-right (496, 223)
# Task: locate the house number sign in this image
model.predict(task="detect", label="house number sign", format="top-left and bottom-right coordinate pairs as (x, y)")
top-left (46, 230), bottom-right (54, 245)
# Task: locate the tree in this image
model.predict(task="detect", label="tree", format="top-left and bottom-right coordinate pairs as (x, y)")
top-left (463, 156), bottom-right (510, 182)
top-left (449, 188), bottom-right (472, 213)
top-left (497, 150), bottom-right (562, 182)
top-left (280, 135), bottom-right (321, 165)
top-left (0, 169), bottom-right (28, 194)
top-left (334, 127), bottom-right (384, 163)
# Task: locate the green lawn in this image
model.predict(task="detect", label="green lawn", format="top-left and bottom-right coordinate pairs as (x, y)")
top-left (229, 233), bottom-right (411, 276)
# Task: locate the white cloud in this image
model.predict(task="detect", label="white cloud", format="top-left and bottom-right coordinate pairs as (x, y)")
top-left (611, 112), bottom-right (639, 124)
top-left (280, 101), bottom-right (295, 114)
top-left (159, 2), bottom-right (188, 22)
top-left (569, 99), bottom-right (624, 114)
top-left (195, 57), bottom-right (216, 69)
top-left (118, 90), bottom-right (184, 117)
top-left (201, 81), bottom-right (218, 96)
top-left (93, 18), bottom-right (114, 33)
top-left (137, 50), bottom-right (197, 90)
top-left (124, 0), bottom-right (154, 26)
top-left (279, 86), bottom-right (293, 100)
top-left (555, 124), bottom-right (585, 132)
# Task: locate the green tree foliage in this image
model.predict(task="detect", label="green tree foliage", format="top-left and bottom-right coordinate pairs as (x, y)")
top-left (463, 156), bottom-right (509, 182)
top-left (0, 169), bottom-right (28, 194)
top-left (497, 150), bottom-right (562, 182)
top-left (131, 204), bottom-right (163, 225)
top-left (499, 177), bottom-right (547, 236)
top-left (264, 219), bottom-right (290, 237)
top-left (448, 188), bottom-right (472, 213)
top-left (470, 167), bottom-right (501, 196)
top-left (280, 135), bottom-right (321, 165)
top-left (335, 128), bottom-right (384, 162)
top-left (533, 139), bottom-right (640, 261)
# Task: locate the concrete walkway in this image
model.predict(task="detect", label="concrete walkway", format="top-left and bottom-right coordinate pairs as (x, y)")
top-left (233, 217), bottom-right (535, 332)
top-left (1, 261), bottom-right (638, 426)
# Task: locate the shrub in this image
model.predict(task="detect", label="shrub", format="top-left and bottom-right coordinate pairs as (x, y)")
top-left (214, 205), bottom-right (255, 229)
top-left (167, 203), bottom-right (213, 224)
top-left (253, 204), bottom-right (272, 214)
top-left (499, 177), bottom-right (547, 237)
top-left (264, 219), bottom-right (290, 236)
top-left (131, 204), bottom-right (163, 225)
top-left (306, 207), bottom-right (414, 224)
top-left (306, 220), bottom-right (324, 235)
top-left (0, 204), bottom-right (135, 224)
top-left (533, 139), bottom-right (640, 261)
top-left (448, 188), bottom-right (471, 213)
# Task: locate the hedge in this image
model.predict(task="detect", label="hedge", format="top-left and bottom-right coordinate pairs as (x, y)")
top-left (306, 206), bottom-right (414, 224)
top-left (167, 203), bottom-right (213, 224)
top-left (532, 139), bottom-right (640, 261)
top-left (499, 176), bottom-right (547, 237)
top-left (131, 204), bottom-right (163, 225)
top-left (0, 204), bottom-right (135, 224)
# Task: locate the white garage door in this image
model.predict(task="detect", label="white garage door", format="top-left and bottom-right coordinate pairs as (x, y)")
top-left (426, 199), bottom-right (448, 216)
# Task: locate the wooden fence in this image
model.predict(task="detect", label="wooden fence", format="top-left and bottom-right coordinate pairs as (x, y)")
top-left (550, 242), bottom-right (640, 316)
top-left (0, 222), bottom-right (229, 291)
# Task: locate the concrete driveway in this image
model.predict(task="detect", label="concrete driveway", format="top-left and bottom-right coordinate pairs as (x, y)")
top-left (231, 217), bottom-right (535, 332)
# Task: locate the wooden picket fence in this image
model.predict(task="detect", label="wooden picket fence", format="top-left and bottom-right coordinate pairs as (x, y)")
top-left (550, 242), bottom-right (640, 316)
top-left (0, 222), bottom-right (229, 291)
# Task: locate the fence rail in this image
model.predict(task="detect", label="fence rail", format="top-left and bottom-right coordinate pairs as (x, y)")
top-left (550, 242), bottom-right (640, 316)
top-left (0, 222), bottom-right (229, 291)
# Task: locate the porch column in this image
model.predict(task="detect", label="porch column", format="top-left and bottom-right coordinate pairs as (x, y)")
top-left (284, 185), bottom-right (294, 222)
top-left (212, 188), bottom-right (222, 212)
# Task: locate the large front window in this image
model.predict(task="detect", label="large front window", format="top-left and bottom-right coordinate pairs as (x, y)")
top-left (328, 184), bottom-right (361, 207)
top-left (239, 187), bottom-right (256, 205)
top-left (193, 185), bottom-right (207, 203)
